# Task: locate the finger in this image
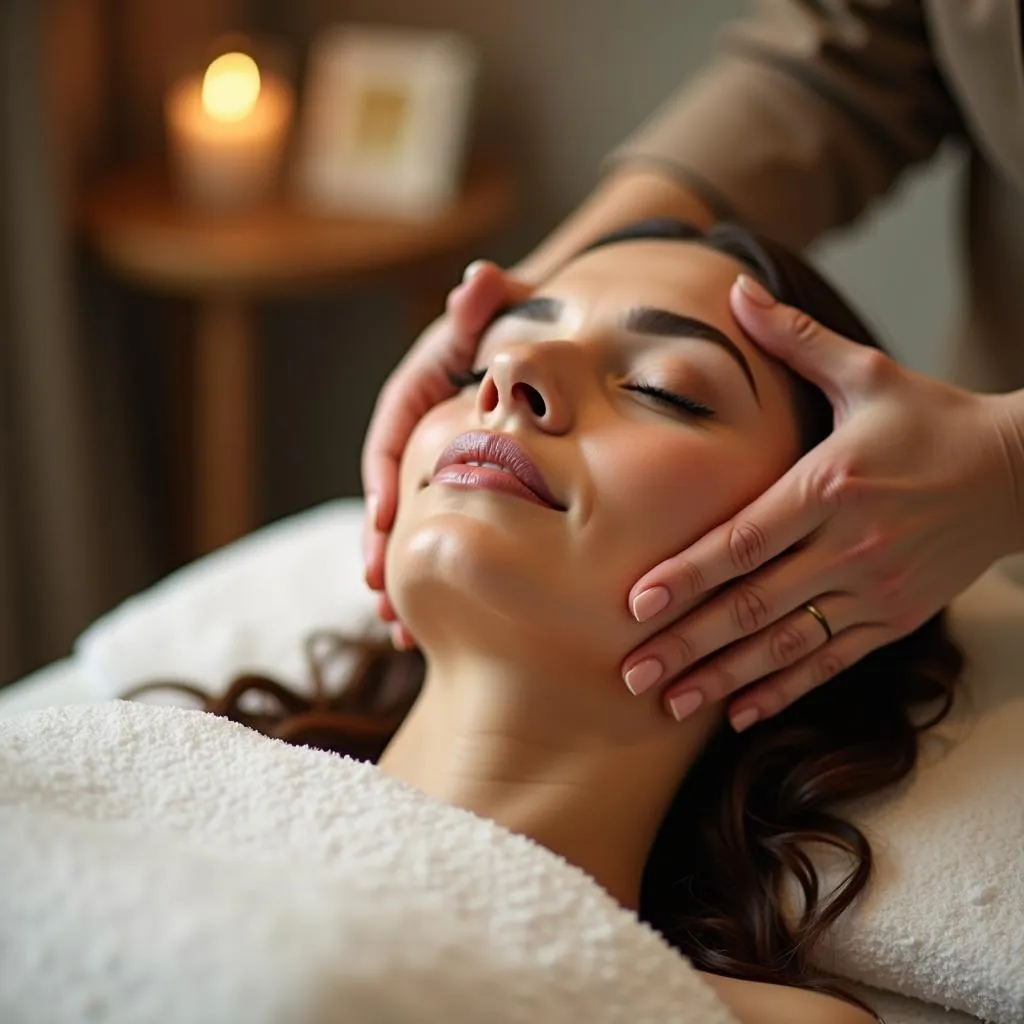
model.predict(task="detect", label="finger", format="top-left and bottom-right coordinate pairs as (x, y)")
top-left (390, 622), bottom-right (417, 651)
top-left (730, 274), bottom-right (896, 410)
top-left (362, 500), bottom-right (374, 567)
top-left (661, 594), bottom-right (856, 719)
top-left (363, 525), bottom-right (389, 593)
top-left (375, 591), bottom-right (397, 623)
top-left (362, 372), bottom-right (446, 532)
top-left (361, 265), bottom-right (527, 531)
top-left (448, 262), bottom-right (532, 338)
top-left (625, 550), bottom-right (841, 688)
top-left (724, 622), bottom-right (896, 731)
top-left (629, 455), bottom-right (833, 619)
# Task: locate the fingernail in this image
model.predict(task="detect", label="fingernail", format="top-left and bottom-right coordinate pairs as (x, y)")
top-left (366, 492), bottom-right (380, 530)
top-left (669, 690), bottom-right (704, 722)
top-left (737, 274), bottom-right (776, 308)
top-left (391, 625), bottom-right (409, 651)
top-left (463, 259), bottom-right (486, 283)
top-left (730, 708), bottom-right (760, 733)
top-left (631, 586), bottom-right (670, 623)
top-left (623, 657), bottom-right (663, 696)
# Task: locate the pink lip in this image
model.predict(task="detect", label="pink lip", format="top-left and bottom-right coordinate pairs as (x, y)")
top-left (431, 431), bottom-right (565, 511)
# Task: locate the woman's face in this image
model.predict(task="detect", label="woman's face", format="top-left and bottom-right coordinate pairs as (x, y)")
top-left (386, 239), bottom-right (804, 664)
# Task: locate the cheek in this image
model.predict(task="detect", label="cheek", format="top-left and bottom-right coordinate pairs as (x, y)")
top-left (581, 428), bottom-right (793, 572)
top-left (397, 401), bottom-right (469, 503)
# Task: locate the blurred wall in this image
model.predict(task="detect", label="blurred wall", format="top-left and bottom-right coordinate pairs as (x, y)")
top-left (254, 0), bottom-right (966, 517)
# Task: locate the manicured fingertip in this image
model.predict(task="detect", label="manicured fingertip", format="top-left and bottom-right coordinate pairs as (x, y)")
top-left (366, 492), bottom-right (381, 530)
top-left (393, 623), bottom-right (417, 650)
top-left (463, 259), bottom-right (487, 283)
top-left (735, 274), bottom-right (776, 308)
top-left (631, 586), bottom-right (671, 623)
top-left (730, 708), bottom-right (761, 733)
top-left (376, 593), bottom-right (398, 623)
top-left (669, 689), bottom-right (704, 722)
top-left (623, 657), bottom-right (663, 696)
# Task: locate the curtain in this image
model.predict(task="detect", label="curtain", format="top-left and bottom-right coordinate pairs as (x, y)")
top-left (0, 0), bottom-right (274, 687)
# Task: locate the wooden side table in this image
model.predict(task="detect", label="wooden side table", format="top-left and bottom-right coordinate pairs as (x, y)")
top-left (79, 166), bottom-right (514, 557)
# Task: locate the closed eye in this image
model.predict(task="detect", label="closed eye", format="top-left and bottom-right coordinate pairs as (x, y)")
top-left (447, 369), bottom-right (715, 419)
top-left (624, 382), bottom-right (715, 419)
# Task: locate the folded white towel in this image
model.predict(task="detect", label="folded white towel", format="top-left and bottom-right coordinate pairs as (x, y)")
top-left (0, 701), bottom-right (738, 1024)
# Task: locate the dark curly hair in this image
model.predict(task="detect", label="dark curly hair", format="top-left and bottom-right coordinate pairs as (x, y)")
top-left (126, 221), bottom-right (961, 1020)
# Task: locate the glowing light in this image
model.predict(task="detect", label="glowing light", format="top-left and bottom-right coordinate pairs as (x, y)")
top-left (201, 52), bottom-right (261, 123)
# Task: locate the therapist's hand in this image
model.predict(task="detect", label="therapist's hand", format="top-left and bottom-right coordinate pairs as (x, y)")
top-left (622, 274), bottom-right (1024, 731)
top-left (362, 261), bottom-right (532, 646)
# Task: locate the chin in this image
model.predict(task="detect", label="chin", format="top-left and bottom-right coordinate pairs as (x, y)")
top-left (387, 510), bottom-right (534, 636)
top-left (385, 503), bottom-right (622, 663)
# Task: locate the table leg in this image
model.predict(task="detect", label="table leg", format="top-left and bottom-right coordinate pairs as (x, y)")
top-left (192, 294), bottom-right (259, 555)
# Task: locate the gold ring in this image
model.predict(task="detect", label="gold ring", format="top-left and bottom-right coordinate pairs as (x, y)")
top-left (803, 602), bottom-right (832, 641)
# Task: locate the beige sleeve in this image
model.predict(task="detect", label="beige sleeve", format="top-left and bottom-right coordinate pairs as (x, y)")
top-left (611, 0), bottom-right (963, 249)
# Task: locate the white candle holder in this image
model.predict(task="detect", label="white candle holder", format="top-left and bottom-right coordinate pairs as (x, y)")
top-left (165, 38), bottom-right (295, 212)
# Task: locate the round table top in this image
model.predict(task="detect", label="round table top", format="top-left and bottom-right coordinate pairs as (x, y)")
top-left (79, 165), bottom-right (515, 296)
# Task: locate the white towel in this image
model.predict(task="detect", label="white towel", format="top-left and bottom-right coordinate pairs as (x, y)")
top-left (0, 701), bottom-right (738, 1024)
top-left (35, 500), bottom-right (1024, 1021)
top-left (75, 501), bottom-right (380, 697)
top-left (812, 570), bottom-right (1024, 1024)
top-left (845, 986), bottom-right (981, 1024)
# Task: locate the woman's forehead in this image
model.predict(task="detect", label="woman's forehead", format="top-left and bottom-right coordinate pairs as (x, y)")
top-left (541, 240), bottom-right (761, 358)
top-left (550, 238), bottom-right (748, 297)
top-left (536, 239), bottom-right (798, 416)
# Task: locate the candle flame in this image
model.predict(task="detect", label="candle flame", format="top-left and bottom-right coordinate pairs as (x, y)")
top-left (201, 52), bottom-right (261, 122)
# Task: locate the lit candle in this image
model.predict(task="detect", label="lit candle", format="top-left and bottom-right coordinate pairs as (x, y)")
top-left (165, 51), bottom-right (294, 211)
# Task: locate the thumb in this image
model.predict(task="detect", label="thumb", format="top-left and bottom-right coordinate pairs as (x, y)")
top-left (448, 261), bottom-right (533, 338)
top-left (730, 274), bottom-right (881, 408)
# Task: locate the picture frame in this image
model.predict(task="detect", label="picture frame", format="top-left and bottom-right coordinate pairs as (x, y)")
top-left (294, 24), bottom-right (478, 218)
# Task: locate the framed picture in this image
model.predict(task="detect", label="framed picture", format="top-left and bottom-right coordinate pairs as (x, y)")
top-left (294, 25), bottom-right (478, 217)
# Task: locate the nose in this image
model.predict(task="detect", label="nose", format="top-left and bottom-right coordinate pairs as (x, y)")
top-left (476, 342), bottom-right (573, 435)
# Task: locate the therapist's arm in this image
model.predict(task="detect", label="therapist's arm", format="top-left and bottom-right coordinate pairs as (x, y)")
top-left (612, 0), bottom-right (962, 250)
top-left (520, 0), bottom-right (963, 278)
top-left (511, 166), bottom-right (715, 283)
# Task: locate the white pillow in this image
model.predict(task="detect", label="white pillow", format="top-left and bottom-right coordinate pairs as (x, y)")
top-left (814, 566), bottom-right (1024, 1023)
top-left (76, 500), bottom-right (379, 698)
top-left (77, 501), bottom-right (1023, 1022)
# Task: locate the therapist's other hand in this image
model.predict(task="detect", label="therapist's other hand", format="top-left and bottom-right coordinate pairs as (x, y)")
top-left (622, 274), bottom-right (1024, 731)
top-left (361, 261), bottom-right (532, 640)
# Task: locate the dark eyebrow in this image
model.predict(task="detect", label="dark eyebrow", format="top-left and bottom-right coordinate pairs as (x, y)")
top-left (624, 306), bottom-right (760, 403)
top-left (490, 297), bottom-right (760, 403)
top-left (502, 296), bottom-right (565, 322)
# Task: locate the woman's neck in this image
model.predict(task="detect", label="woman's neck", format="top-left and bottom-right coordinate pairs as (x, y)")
top-left (377, 651), bottom-right (721, 910)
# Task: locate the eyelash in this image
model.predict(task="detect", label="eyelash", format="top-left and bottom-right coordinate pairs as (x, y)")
top-left (446, 368), bottom-right (487, 389)
top-left (445, 369), bottom-right (715, 419)
top-left (624, 381), bottom-right (715, 419)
